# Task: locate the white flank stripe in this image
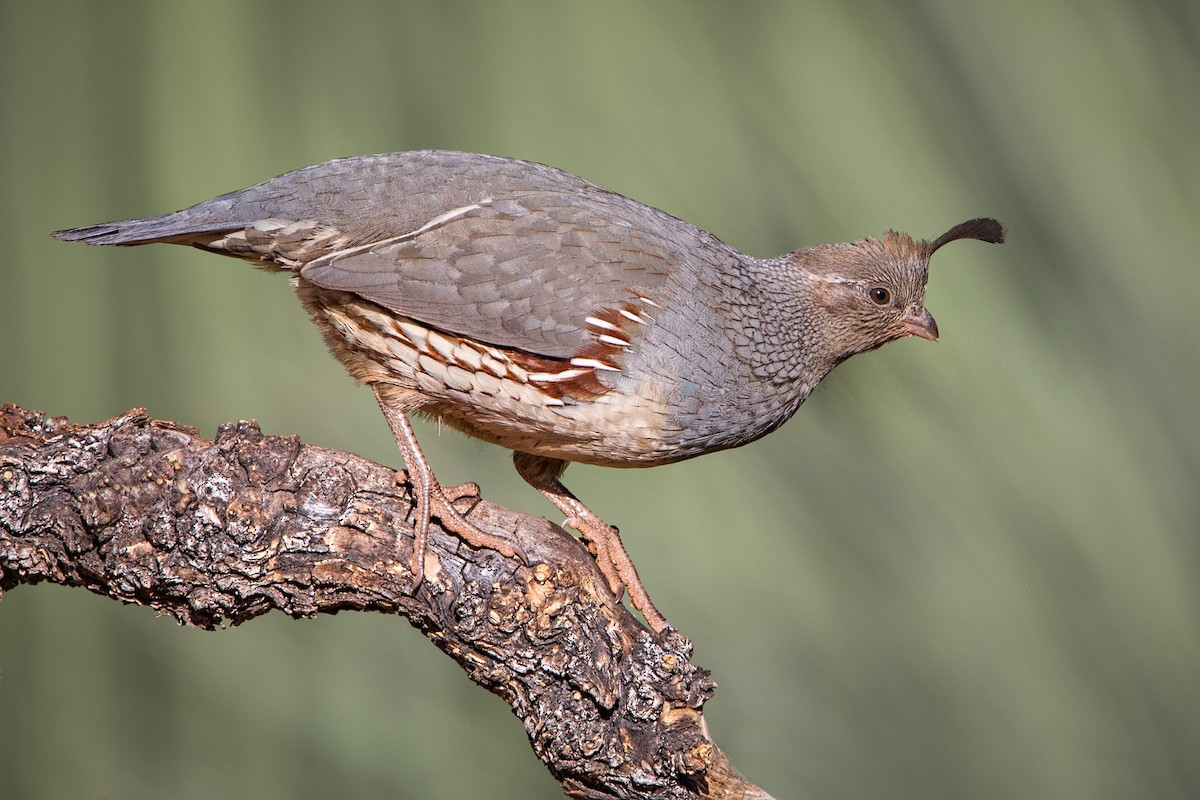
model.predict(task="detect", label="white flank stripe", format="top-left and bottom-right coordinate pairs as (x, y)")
top-left (528, 368), bottom-right (590, 382)
top-left (453, 343), bottom-right (483, 370)
top-left (425, 329), bottom-right (456, 360)
top-left (597, 334), bottom-right (630, 347)
top-left (634, 295), bottom-right (662, 309)
top-left (570, 357), bottom-right (620, 372)
top-left (585, 315), bottom-right (621, 332)
top-left (617, 308), bottom-right (645, 324)
top-left (397, 320), bottom-right (428, 346)
top-left (403, 198), bottom-right (493, 240)
top-left (302, 200), bottom-right (492, 268)
top-left (480, 353), bottom-right (507, 378)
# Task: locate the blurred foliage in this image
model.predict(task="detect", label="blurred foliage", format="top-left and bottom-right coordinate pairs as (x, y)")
top-left (2, 1), bottom-right (1198, 798)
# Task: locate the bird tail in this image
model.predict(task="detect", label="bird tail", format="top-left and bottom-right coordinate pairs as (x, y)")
top-left (52, 204), bottom-right (341, 271)
top-left (51, 209), bottom-right (235, 247)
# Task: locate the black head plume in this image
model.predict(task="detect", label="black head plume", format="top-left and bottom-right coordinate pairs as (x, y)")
top-left (925, 218), bottom-right (1006, 257)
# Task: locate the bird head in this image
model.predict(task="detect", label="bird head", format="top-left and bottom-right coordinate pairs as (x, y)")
top-left (792, 217), bottom-right (1005, 360)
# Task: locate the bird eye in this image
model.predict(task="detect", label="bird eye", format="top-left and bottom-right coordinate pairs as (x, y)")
top-left (868, 287), bottom-right (892, 305)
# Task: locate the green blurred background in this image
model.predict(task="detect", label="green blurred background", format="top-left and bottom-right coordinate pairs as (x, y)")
top-left (2, 2), bottom-right (1197, 798)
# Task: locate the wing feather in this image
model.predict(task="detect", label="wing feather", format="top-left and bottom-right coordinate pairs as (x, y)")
top-left (300, 186), bottom-right (690, 359)
top-left (57, 150), bottom-right (729, 361)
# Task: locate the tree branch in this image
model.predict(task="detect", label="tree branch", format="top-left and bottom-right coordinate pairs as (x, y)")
top-left (0, 403), bottom-right (772, 800)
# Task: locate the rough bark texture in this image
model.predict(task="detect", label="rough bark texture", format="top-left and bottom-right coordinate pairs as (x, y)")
top-left (0, 403), bottom-right (773, 800)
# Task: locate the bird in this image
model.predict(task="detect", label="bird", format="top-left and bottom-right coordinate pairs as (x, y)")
top-left (53, 150), bottom-right (1005, 632)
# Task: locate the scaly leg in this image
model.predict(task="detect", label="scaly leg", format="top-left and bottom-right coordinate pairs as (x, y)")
top-left (513, 452), bottom-right (669, 633)
top-left (375, 389), bottom-right (524, 587)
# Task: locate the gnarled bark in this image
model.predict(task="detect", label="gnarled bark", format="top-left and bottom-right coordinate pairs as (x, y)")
top-left (0, 403), bottom-right (772, 800)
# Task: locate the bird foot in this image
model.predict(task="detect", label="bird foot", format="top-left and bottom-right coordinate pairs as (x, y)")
top-left (374, 399), bottom-right (525, 592)
top-left (427, 483), bottom-right (524, 559)
top-left (444, 480), bottom-right (481, 503)
top-left (512, 452), bottom-right (671, 633)
top-left (392, 468), bottom-right (523, 556)
top-left (388, 470), bottom-right (525, 591)
top-left (560, 511), bottom-right (669, 633)
top-left (398, 472), bottom-right (480, 506)
top-left (562, 514), bottom-right (624, 600)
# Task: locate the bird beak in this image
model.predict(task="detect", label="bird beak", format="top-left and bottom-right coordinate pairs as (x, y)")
top-left (901, 307), bottom-right (939, 341)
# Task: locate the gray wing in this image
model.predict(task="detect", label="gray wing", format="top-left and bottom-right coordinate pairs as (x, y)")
top-left (299, 188), bottom-right (691, 358)
top-left (54, 150), bottom-right (726, 359)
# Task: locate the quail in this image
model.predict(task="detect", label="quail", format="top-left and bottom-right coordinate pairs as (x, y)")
top-left (53, 150), bottom-right (1005, 632)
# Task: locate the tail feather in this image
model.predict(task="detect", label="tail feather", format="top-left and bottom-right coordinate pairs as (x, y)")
top-left (52, 211), bottom-right (237, 246)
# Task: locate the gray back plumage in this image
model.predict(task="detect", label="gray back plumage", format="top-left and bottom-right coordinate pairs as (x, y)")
top-left (56, 151), bottom-right (736, 359)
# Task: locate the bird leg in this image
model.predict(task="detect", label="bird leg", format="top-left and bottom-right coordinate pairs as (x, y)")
top-left (375, 389), bottom-right (524, 587)
top-left (513, 452), bottom-right (670, 633)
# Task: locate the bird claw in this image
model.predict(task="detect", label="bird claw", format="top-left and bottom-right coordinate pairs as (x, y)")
top-left (429, 486), bottom-right (526, 562)
top-left (393, 471), bottom-right (481, 509)
top-left (442, 480), bottom-right (482, 503)
top-left (561, 516), bottom-right (626, 601)
top-left (389, 469), bottom-right (525, 590)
